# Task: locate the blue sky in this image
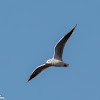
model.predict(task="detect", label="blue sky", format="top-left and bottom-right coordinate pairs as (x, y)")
top-left (0, 0), bottom-right (100, 100)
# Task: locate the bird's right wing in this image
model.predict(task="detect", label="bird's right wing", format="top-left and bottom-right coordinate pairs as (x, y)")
top-left (26, 64), bottom-right (50, 82)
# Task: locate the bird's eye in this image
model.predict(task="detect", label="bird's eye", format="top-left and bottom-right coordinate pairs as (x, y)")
top-left (48, 60), bottom-right (50, 62)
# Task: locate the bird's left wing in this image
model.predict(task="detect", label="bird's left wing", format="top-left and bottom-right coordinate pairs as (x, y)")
top-left (26, 64), bottom-right (50, 82)
top-left (53, 24), bottom-right (77, 60)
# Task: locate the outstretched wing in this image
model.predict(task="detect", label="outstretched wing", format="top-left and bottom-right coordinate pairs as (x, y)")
top-left (53, 24), bottom-right (77, 60)
top-left (26, 64), bottom-right (50, 82)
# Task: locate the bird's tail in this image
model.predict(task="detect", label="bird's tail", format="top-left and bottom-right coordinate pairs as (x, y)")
top-left (64, 63), bottom-right (69, 67)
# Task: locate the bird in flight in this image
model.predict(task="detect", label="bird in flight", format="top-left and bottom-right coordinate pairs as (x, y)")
top-left (26, 24), bottom-right (77, 82)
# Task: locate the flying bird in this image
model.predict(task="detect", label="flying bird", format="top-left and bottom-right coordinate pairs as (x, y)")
top-left (26, 24), bottom-right (77, 82)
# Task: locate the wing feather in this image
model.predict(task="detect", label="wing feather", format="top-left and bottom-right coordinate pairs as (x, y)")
top-left (26, 64), bottom-right (50, 82)
top-left (53, 24), bottom-right (77, 60)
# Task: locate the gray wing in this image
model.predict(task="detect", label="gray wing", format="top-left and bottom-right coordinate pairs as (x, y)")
top-left (53, 24), bottom-right (77, 60)
top-left (26, 64), bottom-right (50, 82)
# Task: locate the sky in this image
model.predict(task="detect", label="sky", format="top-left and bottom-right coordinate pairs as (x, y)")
top-left (0, 0), bottom-right (100, 100)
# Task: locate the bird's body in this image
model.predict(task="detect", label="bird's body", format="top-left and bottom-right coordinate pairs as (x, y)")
top-left (26, 24), bottom-right (77, 82)
top-left (46, 58), bottom-right (69, 67)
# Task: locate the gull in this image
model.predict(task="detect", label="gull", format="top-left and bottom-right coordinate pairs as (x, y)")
top-left (26, 24), bottom-right (77, 82)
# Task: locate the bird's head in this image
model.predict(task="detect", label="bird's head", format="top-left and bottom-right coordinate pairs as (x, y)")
top-left (46, 59), bottom-right (52, 65)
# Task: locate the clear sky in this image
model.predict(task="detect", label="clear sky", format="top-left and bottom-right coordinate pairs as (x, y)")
top-left (0, 0), bottom-right (100, 100)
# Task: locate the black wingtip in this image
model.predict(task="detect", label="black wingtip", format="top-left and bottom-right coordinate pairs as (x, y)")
top-left (26, 80), bottom-right (29, 83)
top-left (26, 75), bottom-right (33, 83)
top-left (71, 24), bottom-right (77, 31)
top-left (26, 79), bottom-right (30, 83)
top-left (74, 24), bottom-right (77, 28)
top-left (70, 24), bottom-right (77, 33)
